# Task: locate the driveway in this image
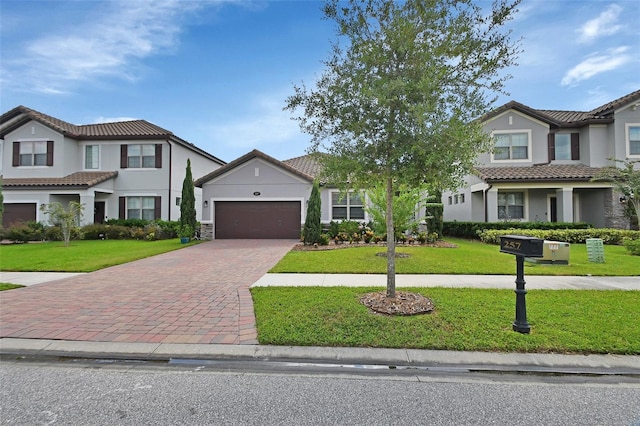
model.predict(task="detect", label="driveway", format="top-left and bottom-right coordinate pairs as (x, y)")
top-left (0, 240), bottom-right (296, 345)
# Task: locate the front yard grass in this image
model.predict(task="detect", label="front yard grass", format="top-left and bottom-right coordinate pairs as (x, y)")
top-left (0, 239), bottom-right (200, 272)
top-left (270, 238), bottom-right (639, 276)
top-left (251, 286), bottom-right (640, 354)
top-left (0, 283), bottom-right (24, 291)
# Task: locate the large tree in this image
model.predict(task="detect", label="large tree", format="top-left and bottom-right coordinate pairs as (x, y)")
top-left (180, 159), bottom-right (197, 237)
top-left (593, 159), bottom-right (640, 227)
top-left (286, 0), bottom-right (520, 297)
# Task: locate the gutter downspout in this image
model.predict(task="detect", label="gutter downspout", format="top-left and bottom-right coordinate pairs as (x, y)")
top-left (167, 139), bottom-right (172, 221)
top-left (484, 184), bottom-right (492, 222)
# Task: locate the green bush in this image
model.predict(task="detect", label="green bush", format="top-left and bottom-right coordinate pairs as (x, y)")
top-left (478, 228), bottom-right (640, 245)
top-left (424, 203), bottom-right (443, 239)
top-left (6, 221), bottom-right (45, 242)
top-left (443, 221), bottom-right (593, 239)
top-left (623, 238), bottom-right (640, 255)
top-left (44, 225), bottom-right (81, 242)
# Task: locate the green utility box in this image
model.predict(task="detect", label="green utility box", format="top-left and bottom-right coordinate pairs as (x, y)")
top-left (586, 238), bottom-right (605, 263)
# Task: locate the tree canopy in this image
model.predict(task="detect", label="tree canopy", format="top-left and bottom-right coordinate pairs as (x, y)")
top-left (593, 159), bottom-right (640, 226)
top-left (286, 0), bottom-right (521, 297)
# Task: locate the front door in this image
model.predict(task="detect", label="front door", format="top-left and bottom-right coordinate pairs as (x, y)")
top-left (94, 201), bottom-right (106, 224)
top-left (549, 197), bottom-right (557, 222)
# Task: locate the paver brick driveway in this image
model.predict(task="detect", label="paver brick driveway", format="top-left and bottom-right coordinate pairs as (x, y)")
top-left (0, 240), bottom-right (296, 345)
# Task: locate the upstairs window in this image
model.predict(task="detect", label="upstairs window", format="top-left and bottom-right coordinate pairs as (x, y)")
top-left (498, 192), bottom-right (524, 220)
top-left (85, 145), bottom-right (99, 169)
top-left (331, 192), bottom-right (364, 220)
top-left (548, 133), bottom-right (579, 161)
top-left (120, 144), bottom-right (162, 168)
top-left (628, 125), bottom-right (640, 157)
top-left (12, 141), bottom-right (53, 167)
top-left (493, 132), bottom-right (529, 161)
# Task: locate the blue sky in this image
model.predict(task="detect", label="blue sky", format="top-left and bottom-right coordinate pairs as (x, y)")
top-left (1, 0), bottom-right (639, 164)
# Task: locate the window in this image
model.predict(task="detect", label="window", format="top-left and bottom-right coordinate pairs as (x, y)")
top-left (629, 125), bottom-right (640, 156)
top-left (120, 144), bottom-right (161, 168)
top-left (554, 134), bottom-right (571, 160)
top-left (126, 196), bottom-right (157, 220)
top-left (331, 192), bottom-right (364, 220)
top-left (493, 132), bottom-right (528, 160)
top-left (459, 194), bottom-right (465, 203)
top-left (454, 195), bottom-right (459, 204)
top-left (448, 196), bottom-right (452, 205)
top-left (12, 141), bottom-right (53, 166)
top-left (498, 192), bottom-right (524, 220)
top-left (85, 145), bottom-right (99, 169)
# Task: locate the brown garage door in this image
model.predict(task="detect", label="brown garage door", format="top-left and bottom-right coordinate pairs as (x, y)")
top-left (215, 201), bottom-right (301, 239)
top-left (2, 203), bottom-right (37, 228)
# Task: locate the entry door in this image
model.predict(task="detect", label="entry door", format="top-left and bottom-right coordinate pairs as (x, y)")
top-left (549, 197), bottom-right (557, 222)
top-left (94, 202), bottom-right (106, 224)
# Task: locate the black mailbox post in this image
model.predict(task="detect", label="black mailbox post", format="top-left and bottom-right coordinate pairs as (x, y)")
top-left (500, 235), bottom-right (544, 334)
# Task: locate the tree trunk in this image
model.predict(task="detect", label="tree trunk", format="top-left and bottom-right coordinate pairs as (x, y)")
top-left (386, 174), bottom-right (396, 298)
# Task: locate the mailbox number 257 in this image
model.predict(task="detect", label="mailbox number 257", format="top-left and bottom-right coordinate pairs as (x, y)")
top-left (503, 241), bottom-right (521, 250)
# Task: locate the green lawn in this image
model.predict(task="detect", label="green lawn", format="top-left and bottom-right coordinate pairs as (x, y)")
top-left (0, 283), bottom-right (24, 291)
top-left (252, 286), bottom-right (640, 354)
top-left (270, 238), bottom-right (640, 276)
top-left (0, 239), bottom-right (200, 272)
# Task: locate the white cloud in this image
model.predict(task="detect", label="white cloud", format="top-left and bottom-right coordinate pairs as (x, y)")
top-left (92, 117), bottom-right (139, 124)
top-left (577, 4), bottom-right (623, 43)
top-left (561, 46), bottom-right (632, 86)
top-left (3, 0), bottom-right (218, 95)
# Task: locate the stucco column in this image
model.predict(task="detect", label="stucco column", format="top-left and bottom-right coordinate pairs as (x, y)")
top-left (486, 187), bottom-right (499, 222)
top-left (79, 192), bottom-right (96, 226)
top-left (556, 188), bottom-right (574, 223)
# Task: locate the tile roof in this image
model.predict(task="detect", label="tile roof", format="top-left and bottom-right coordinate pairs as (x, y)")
top-left (475, 164), bottom-right (602, 182)
top-left (194, 149), bottom-right (316, 187)
top-left (2, 171), bottom-right (118, 189)
top-left (282, 153), bottom-right (325, 178)
top-left (483, 89), bottom-right (640, 128)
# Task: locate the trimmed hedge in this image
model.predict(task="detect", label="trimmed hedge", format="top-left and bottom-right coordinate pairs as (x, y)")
top-left (478, 228), bottom-right (640, 245)
top-left (443, 221), bottom-right (593, 239)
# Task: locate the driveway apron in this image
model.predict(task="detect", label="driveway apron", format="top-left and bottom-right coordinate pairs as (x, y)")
top-left (0, 240), bottom-right (296, 345)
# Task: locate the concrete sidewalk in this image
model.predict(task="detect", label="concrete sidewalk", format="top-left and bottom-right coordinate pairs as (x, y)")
top-left (252, 273), bottom-right (640, 291)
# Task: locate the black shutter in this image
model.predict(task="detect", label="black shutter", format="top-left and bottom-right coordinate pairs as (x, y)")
top-left (46, 141), bottom-right (54, 166)
top-left (547, 133), bottom-right (555, 161)
top-left (120, 145), bottom-right (128, 168)
top-left (12, 142), bottom-right (20, 166)
top-left (154, 196), bottom-right (162, 219)
top-left (155, 144), bottom-right (162, 168)
top-left (119, 197), bottom-right (126, 219)
top-left (571, 133), bottom-right (580, 160)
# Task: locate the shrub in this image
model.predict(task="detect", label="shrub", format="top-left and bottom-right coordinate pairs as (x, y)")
top-left (443, 221), bottom-right (593, 239)
top-left (478, 228), bottom-right (640, 245)
top-left (318, 233), bottom-right (331, 246)
top-left (6, 221), bottom-right (45, 242)
top-left (424, 202), bottom-right (443, 239)
top-left (623, 238), bottom-right (640, 256)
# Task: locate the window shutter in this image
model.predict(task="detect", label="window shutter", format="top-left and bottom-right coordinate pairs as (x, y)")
top-left (12, 142), bottom-right (20, 166)
top-left (46, 141), bottom-right (54, 166)
top-left (154, 196), bottom-right (162, 219)
top-left (120, 145), bottom-right (128, 168)
top-left (571, 133), bottom-right (580, 160)
top-left (155, 144), bottom-right (162, 168)
top-left (547, 133), bottom-right (555, 161)
top-left (119, 197), bottom-right (126, 219)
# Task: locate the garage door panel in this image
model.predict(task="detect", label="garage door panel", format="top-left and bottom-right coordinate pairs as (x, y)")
top-left (215, 201), bottom-right (301, 239)
top-left (2, 203), bottom-right (37, 228)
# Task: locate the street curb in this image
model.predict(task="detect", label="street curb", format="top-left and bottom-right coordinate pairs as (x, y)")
top-left (2, 338), bottom-right (639, 376)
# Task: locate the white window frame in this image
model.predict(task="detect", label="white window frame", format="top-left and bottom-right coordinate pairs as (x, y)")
top-left (491, 129), bottom-right (532, 163)
top-left (554, 133), bottom-right (572, 160)
top-left (498, 191), bottom-right (526, 220)
top-left (626, 123), bottom-right (640, 158)
top-left (127, 144), bottom-right (156, 168)
top-left (126, 196), bottom-right (156, 220)
top-left (330, 190), bottom-right (365, 221)
top-left (84, 144), bottom-right (100, 170)
top-left (18, 140), bottom-right (48, 166)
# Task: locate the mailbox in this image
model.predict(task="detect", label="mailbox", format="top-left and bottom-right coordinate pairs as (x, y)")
top-left (500, 235), bottom-right (544, 257)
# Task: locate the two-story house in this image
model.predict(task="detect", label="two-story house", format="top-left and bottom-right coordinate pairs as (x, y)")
top-left (0, 106), bottom-right (225, 228)
top-left (443, 90), bottom-right (640, 229)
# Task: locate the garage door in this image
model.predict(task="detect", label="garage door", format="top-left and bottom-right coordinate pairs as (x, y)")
top-left (2, 203), bottom-right (37, 228)
top-left (215, 201), bottom-right (301, 239)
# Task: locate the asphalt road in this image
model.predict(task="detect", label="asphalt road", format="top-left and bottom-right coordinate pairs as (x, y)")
top-left (1, 359), bottom-right (639, 425)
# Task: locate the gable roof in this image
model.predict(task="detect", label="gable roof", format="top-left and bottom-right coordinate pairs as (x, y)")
top-left (0, 106), bottom-right (225, 165)
top-left (483, 89), bottom-right (640, 128)
top-left (194, 149), bottom-right (320, 187)
top-left (475, 164), bottom-right (602, 183)
top-left (2, 171), bottom-right (119, 189)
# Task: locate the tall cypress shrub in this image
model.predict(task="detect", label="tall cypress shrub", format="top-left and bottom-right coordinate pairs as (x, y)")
top-left (303, 181), bottom-right (322, 245)
top-left (425, 202), bottom-right (444, 239)
top-left (180, 159), bottom-right (197, 235)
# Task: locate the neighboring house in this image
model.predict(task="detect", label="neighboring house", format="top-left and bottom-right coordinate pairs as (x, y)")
top-left (0, 106), bottom-right (225, 227)
top-left (195, 149), bottom-right (377, 239)
top-left (443, 90), bottom-right (640, 229)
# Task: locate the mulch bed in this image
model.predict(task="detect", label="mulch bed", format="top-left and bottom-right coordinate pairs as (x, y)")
top-left (360, 291), bottom-right (435, 315)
